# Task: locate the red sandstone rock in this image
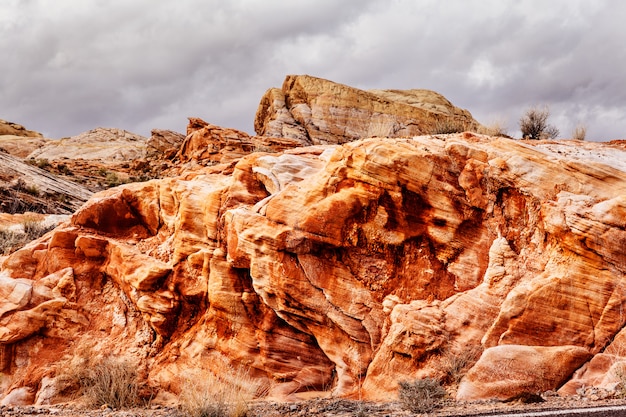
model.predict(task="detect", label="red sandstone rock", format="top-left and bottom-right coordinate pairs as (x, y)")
top-left (0, 129), bottom-right (625, 405)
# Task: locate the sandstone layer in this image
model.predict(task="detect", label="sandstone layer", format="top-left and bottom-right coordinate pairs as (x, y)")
top-left (0, 151), bottom-right (93, 214)
top-left (0, 126), bottom-right (625, 405)
top-left (255, 74), bottom-right (482, 145)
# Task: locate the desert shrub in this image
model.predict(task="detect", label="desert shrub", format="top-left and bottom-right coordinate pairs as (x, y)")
top-left (0, 220), bottom-right (55, 255)
top-left (398, 377), bottom-right (447, 414)
top-left (479, 119), bottom-right (509, 137)
top-left (24, 184), bottom-right (40, 196)
top-left (26, 158), bottom-right (51, 169)
top-left (519, 106), bottom-right (559, 140)
top-left (56, 350), bottom-right (145, 409)
top-left (179, 367), bottom-right (261, 417)
top-left (22, 218), bottom-right (55, 241)
top-left (57, 163), bottom-right (73, 175)
top-left (441, 346), bottom-right (483, 386)
top-left (81, 357), bottom-right (143, 409)
top-left (36, 158), bottom-right (51, 169)
top-left (572, 124), bottom-right (587, 141)
top-left (0, 229), bottom-right (22, 255)
top-left (430, 119), bottom-right (468, 135)
top-left (105, 172), bottom-right (121, 187)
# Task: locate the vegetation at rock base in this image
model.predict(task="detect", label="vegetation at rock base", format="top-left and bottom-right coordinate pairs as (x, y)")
top-left (398, 377), bottom-right (447, 413)
top-left (179, 367), bottom-right (261, 417)
top-left (55, 346), bottom-right (148, 409)
top-left (0, 219), bottom-right (55, 255)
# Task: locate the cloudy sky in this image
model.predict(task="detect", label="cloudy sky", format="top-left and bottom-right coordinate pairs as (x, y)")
top-left (1, 0), bottom-right (625, 141)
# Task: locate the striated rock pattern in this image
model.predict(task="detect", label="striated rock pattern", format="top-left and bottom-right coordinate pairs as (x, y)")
top-left (0, 128), bottom-right (625, 405)
top-left (0, 151), bottom-right (93, 214)
top-left (255, 75), bottom-right (481, 145)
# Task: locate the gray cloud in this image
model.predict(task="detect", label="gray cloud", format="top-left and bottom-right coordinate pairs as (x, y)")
top-left (1, 0), bottom-right (624, 141)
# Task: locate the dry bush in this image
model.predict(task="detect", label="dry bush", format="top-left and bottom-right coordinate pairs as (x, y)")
top-left (572, 124), bottom-right (587, 141)
top-left (179, 367), bottom-right (261, 417)
top-left (55, 347), bottom-right (145, 409)
top-left (430, 119), bottom-right (469, 135)
top-left (0, 229), bottom-right (22, 255)
top-left (479, 119), bottom-right (509, 137)
top-left (519, 106), bottom-right (559, 140)
top-left (0, 219), bottom-right (55, 255)
top-left (441, 345), bottom-right (483, 386)
top-left (81, 357), bottom-right (144, 409)
top-left (610, 358), bottom-right (626, 398)
top-left (398, 377), bottom-right (447, 414)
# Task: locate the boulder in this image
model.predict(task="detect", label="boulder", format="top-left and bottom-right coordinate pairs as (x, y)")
top-left (255, 74), bottom-right (482, 145)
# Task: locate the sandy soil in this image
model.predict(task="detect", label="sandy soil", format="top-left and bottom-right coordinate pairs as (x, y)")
top-left (5, 396), bottom-right (626, 417)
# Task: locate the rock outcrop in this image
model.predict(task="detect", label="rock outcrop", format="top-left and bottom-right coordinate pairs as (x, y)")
top-left (255, 75), bottom-right (482, 145)
top-left (0, 120), bottom-right (48, 158)
top-left (177, 118), bottom-right (305, 167)
top-left (0, 152), bottom-right (93, 214)
top-left (0, 125), bottom-right (625, 404)
top-left (0, 120), bottom-right (43, 139)
top-left (27, 128), bottom-right (148, 162)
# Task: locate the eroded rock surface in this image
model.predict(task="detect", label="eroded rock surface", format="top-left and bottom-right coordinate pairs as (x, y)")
top-left (27, 128), bottom-right (148, 162)
top-left (0, 127), bottom-right (625, 405)
top-left (255, 74), bottom-right (482, 145)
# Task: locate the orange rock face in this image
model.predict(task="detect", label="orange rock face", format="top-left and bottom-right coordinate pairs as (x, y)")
top-left (0, 130), bottom-right (625, 405)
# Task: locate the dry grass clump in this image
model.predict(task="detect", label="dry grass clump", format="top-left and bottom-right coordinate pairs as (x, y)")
top-left (440, 345), bottom-right (483, 387)
top-left (179, 367), bottom-right (261, 417)
top-left (398, 377), bottom-right (447, 414)
top-left (55, 345), bottom-right (146, 409)
top-left (572, 124), bottom-right (587, 141)
top-left (0, 218), bottom-right (55, 255)
top-left (478, 119), bottom-right (509, 137)
top-left (429, 119), bottom-right (469, 135)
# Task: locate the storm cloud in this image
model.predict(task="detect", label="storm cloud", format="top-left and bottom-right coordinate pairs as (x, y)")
top-left (1, 0), bottom-right (624, 141)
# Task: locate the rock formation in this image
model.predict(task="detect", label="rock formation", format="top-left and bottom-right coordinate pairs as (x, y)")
top-left (1, 117), bottom-right (625, 405)
top-left (0, 120), bottom-right (43, 139)
top-left (176, 117), bottom-right (305, 167)
top-left (255, 75), bottom-right (481, 145)
top-left (0, 151), bottom-right (93, 214)
top-left (0, 120), bottom-right (48, 158)
top-left (27, 128), bottom-right (148, 162)
top-left (0, 126), bottom-right (190, 215)
top-left (147, 129), bottom-right (186, 159)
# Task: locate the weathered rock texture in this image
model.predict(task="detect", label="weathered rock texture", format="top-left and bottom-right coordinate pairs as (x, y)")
top-left (0, 126), bottom-right (625, 404)
top-left (28, 128), bottom-right (148, 162)
top-left (255, 75), bottom-right (482, 145)
top-left (0, 152), bottom-right (93, 214)
top-left (176, 117), bottom-right (303, 167)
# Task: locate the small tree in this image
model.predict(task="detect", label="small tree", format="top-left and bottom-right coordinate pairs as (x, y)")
top-left (519, 106), bottom-right (559, 140)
